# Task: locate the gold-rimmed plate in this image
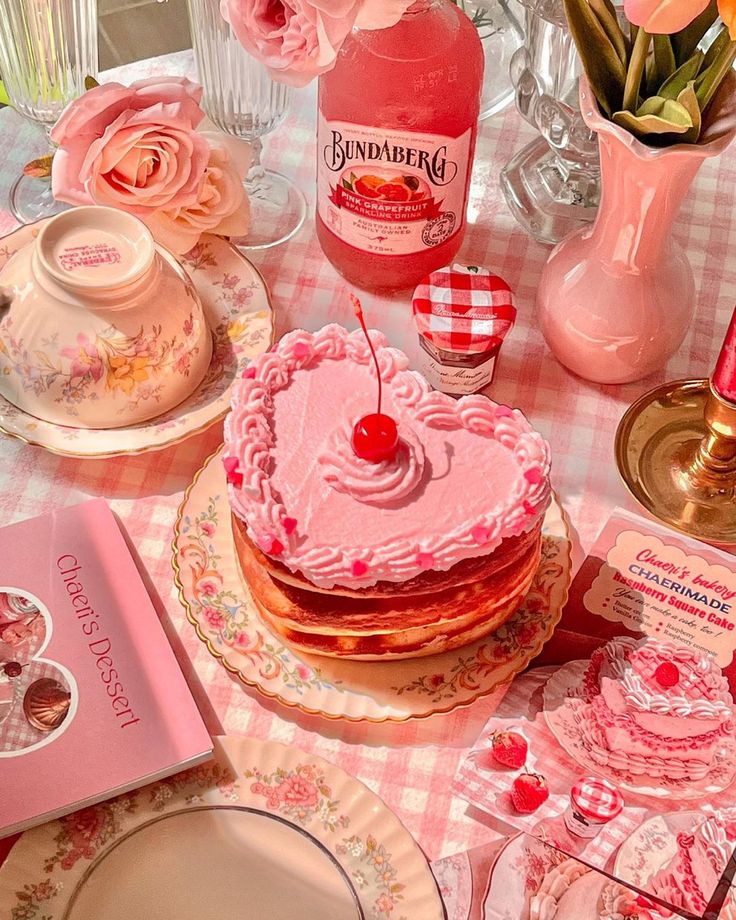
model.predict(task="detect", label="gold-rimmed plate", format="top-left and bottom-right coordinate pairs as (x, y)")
top-left (172, 447), bottom-right (573, 724)
top-left (0, 736), bottom-right (444, 919)
top-left (0, 224), bottom-right (274, 458)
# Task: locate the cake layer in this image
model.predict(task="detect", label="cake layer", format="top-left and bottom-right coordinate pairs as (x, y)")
top-left (224, 324), bottom-right (550, 590)
top-left (232, 512), bottom-right (541, 599)
top-left (234, 520), bottom-right (541, 660)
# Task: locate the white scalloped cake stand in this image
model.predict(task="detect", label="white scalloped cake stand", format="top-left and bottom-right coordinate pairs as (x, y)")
top-left (173, 446), bottom-right (573, 723)
top-left (0, 225), bottom-right (274, 458)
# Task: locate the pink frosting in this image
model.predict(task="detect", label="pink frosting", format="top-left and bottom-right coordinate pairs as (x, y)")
top-left (578, 636), bottom-right (735, 780)
top-left (224, 324), bottom-right (551, 589)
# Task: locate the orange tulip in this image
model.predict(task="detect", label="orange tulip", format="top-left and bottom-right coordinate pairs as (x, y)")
top-left (625, 0), bottom-right (736, 36)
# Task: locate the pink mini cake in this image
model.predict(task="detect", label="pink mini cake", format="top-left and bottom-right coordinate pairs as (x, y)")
top-left (577, 637), bottom-right (735, 781)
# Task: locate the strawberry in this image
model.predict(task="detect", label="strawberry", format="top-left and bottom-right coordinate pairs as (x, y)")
top-left (490, 730), bottom-right (528, 769)
top-left (654, 661), bottom-right (680, 689)
top-left (511, 772), bottom-right (549, 814)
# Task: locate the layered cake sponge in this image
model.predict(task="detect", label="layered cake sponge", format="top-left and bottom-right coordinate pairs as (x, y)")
top-left (578, 636), bottom-right (735, 781)
top-left (223, 324), bottom-right (551, 660)
top-left (648, 810), bottom-right (736, 915)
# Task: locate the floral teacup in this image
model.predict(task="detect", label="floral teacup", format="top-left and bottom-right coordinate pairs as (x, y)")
top-left (0, 206), bottom-right (212, 428)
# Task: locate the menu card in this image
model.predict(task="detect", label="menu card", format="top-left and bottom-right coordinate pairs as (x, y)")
top-left (0, 500), bottom-right (212, 837)
top-left (454, 509), bottom-right (736, 919)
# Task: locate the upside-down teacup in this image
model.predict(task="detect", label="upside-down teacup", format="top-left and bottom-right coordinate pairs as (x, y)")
top-left (0, 206), bottom-right (212, 428)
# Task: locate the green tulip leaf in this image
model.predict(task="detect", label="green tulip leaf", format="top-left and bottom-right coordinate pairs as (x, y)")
top-left (653, 35), bottom-right (676, 84)
top-left (84, 75), bottom-right (99, 91)
top-left (696, 35), bottom-right (736, 112)
top-left (702, 25), bottom-right (732, 72)
top-left (563, 0), bottom-right (627, 115)
top-left (671, 0), bottom-right (718, 63)
top-left (658, 50), bottom-right (704, 98)
top-left (612, 96), bottom-right (694, 138)
top-left (588, 0), bottom-right (629, 64)
top-left (677, 81), bottom-right (703, 142)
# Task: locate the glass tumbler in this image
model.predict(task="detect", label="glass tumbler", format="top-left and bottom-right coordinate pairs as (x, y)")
top-left (0, 0), bottom-right (98, 223)
top-left (186, 0), bottom-right (307, 250)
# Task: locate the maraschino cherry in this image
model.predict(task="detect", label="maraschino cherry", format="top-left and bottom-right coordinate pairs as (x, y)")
top-left (350, 294), bottom-right (399, 463)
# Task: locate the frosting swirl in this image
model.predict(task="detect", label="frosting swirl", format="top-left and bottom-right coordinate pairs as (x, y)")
top-left (319, 422), bottom-right (426, 506)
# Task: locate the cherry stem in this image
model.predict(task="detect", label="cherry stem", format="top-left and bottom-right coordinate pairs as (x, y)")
top-left (351, 294), bottom-right (382, 417)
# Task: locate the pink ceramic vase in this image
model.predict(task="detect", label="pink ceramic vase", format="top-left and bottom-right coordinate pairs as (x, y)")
top-left (536, 75), bottom-right (736, 384)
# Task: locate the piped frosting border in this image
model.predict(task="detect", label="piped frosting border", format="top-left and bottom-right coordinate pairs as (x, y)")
top-left (224, 324), bottom-right (551, 589)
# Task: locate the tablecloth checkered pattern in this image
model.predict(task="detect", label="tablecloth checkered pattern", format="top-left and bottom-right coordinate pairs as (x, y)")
top-left (1, 48), bottom-right (736, 869)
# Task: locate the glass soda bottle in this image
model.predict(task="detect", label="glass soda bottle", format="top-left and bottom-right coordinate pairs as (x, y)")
top-left (316, 0), bottom-right (484, 292)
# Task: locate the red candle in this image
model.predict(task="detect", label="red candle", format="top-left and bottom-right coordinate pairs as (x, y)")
top-left (713, 308), bottom-right (736, 405)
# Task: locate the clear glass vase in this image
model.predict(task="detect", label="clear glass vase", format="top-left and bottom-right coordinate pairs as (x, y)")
top-left (460, 0), bottom-right (525, 120)
top-left (0, 0), bottom-right (98, 223)
top-left (500, 0), bottom-right (600, 244)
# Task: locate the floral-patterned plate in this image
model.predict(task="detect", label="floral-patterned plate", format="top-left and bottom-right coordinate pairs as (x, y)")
top-left (0, 222), bottom-right (274, 458)
top-left (172, 447), bottom-right (572, 723)
top-left (0, 735), bottom-right (444, 920)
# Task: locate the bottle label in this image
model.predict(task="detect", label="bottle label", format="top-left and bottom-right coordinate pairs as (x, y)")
top-left (317, 115), bottom-right (472, 256)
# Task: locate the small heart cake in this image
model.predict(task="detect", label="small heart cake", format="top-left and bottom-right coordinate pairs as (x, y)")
top-left (224, 324), bottom-right (551, 660)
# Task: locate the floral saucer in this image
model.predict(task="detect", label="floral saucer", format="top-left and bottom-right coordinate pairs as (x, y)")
top-left (0, 223), bottom-right (274, 458)
top-left (172, 447), bottom-right (573, 723)
top-left (544, 660), bottom-right (736, 798)
top-left (481, 832), bottom-right (604, 920)
top-left (0, 736), bottom-right (444, 920)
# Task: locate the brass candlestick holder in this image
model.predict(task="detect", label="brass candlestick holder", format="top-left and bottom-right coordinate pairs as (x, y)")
top-left (615, 379), bottom-right (736, 546)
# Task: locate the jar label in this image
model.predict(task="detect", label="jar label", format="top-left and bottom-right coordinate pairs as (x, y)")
top-left (418, 347), bottom-right (497, 396)
top-left (317, 115), bottom-right (472, 256)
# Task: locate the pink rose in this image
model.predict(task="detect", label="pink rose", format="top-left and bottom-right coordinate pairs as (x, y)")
top-left (51, 76), bottom-right (210, 217)
top-left (144, 133), bottom-right (251, 255)
top-left (221, 0), bottom-right (413, 87)
top-left (200, 520), bottom-right (216, 537)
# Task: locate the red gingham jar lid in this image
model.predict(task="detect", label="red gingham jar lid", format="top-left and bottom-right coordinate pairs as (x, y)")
top-left (412, 263), bottom-right (516, 355)
top-left (570, 777), bottom-right (624, 821)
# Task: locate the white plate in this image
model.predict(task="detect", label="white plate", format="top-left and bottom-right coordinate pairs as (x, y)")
top-left (0, 735), bottom-right (444, 919)
top-left (0, 224), bottom-right (274, 457)
top-left (173, 447), bottom-right (573, 723)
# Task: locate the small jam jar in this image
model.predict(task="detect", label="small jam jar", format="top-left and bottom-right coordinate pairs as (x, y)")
top-left (412, 263), bottom-right (515, 397)
top-left (564, 777), bottom-right (624, 838)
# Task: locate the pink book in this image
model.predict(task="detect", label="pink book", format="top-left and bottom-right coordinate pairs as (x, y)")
top-left (0, 499), bottom-right (212, 837)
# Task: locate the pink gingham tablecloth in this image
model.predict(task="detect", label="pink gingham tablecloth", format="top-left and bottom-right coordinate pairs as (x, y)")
top-left (1, 49), bottom-right (736, 865)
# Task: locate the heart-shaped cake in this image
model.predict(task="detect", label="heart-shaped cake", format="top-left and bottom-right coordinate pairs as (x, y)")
top-left (224, 324), bottom-right (551, 659)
